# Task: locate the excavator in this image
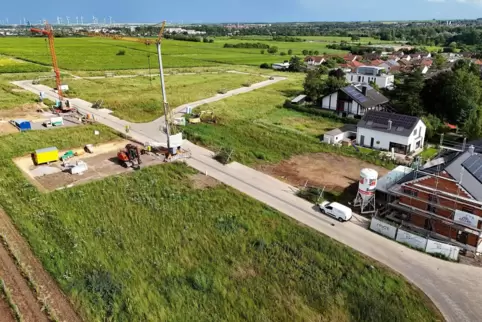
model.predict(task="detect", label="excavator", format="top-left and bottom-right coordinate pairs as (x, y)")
top-left (117, 144), bottom-right (142, 168)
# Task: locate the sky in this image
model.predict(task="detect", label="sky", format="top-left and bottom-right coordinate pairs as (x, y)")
top-left (2, 0), bottom-right (482, 24)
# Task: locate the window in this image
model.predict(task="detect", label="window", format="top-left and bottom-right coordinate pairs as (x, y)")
top-left (358, 76), bottom-right (361, 82)
top-left (428, 194), bottom-right (438, 203)
top-left (456, 231), bottom-right (469, 244)
top-left (424, 219), bottom-right (433, 231)
top-left (427, 204), bottom-right (437, 214)
top-left (351, 75), bottom-right (353, 81)
top-left (403, 187), bottom-right (418, 197)
top-left (413, 128), bottom-right (418, 136)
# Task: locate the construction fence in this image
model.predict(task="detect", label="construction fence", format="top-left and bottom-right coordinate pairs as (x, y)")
top-left (370, 217), bottom-right (460, 261)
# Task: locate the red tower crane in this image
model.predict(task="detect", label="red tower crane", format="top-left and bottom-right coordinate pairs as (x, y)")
top-left (30, 23), bottom-right (63, 100)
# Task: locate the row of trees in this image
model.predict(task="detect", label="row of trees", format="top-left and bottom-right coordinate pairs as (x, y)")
top-left (224, 42), bottom-right (269, 49)
top-left (163, 34), bottom-right (213, 43)
top-left (388, 60), bottom-right (482, 139)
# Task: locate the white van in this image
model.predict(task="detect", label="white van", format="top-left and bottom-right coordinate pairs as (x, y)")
top-left (318, 201), bottom-right (353, 222)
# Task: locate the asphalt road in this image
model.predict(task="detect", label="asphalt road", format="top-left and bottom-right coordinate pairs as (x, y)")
top-left (13, 78), bottom-right (482, 322)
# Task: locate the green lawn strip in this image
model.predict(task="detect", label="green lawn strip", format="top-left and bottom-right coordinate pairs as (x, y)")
top-left (0, 126), bottom-right (440, 322)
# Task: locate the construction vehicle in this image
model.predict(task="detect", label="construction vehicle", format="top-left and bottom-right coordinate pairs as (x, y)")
top-left (188, 110), bottom-right (217, 124)
top-left (30, 23), bottom-right (73, 113)
top-left (117, 144), bottom-right (142, 168)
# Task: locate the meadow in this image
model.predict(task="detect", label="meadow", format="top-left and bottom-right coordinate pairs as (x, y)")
top-left (0, 126), bottom-right (441, 321)
top-left (0, 56), bottom-right (49, 73)
top-left (184, 75), bottom-right (395, 168)
top-left (41, 72), bottom-right (265, 122)
top-left (0, 37), bottom-right (347, 71)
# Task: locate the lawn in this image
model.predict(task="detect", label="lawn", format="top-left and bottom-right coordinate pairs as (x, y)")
top-left (419, 147), bottom-right (439, 161)
top-left (183, 75), bottom-right (394, 168)
top-left (41, 72), bottom-right (265, 122)
top-left (0, 37), bottom-right (346, 71)
top-left (0, 127), bottom-right (441, 322)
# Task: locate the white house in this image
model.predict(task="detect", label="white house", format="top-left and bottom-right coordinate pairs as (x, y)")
top-left (321, 84), bottom-right (389, 117)
top-left (345, 66), bottom-right (395, 89)
top-left (272, 62), bottom-right (290, 70)
top-left (356, 111), bottom-right (426, 155)
top-left (323, 124), bottom-right (357, 144)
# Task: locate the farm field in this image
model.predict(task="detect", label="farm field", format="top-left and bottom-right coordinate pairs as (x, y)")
top-left (0, 37), bottom-right (347, 71)
top-left (41, 72), bottom-right (266, 122)
top-left (0, 127), bottom-right (441, 322)
top-left (0, 55), bottom-right (49, 73)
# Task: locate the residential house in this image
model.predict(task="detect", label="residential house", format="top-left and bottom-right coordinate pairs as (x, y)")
top-left (401, 54), bottom-right (412, 61)
top-left (370, 59), bottom-right (385, 67)
top-left (345, 66), bottom-right (395, 89)
top-left (410, 53), bottom-right (422, 60)
top-left (378, 59), bottom-right (400, 73)
top-left (392, 51), bottom-right (405, 59)
top-left (320, 84), bottom-right (389, 117)
top-left (343, 54), bottom-right (359, 62)
top-left (356, 111), bottom-right (426, 154)
top-left (364, 53), bottom-right (381, 61)
top-left (323, 124), bottom-right (357, 144)
top-left (339, 60), bottom-right (365, 72)
top-left (304, 56), bottom-right (325, 66)
top-left (380, 146), bottom-right (482, 253)
top-left (420, 52), bottom-right (432, 59)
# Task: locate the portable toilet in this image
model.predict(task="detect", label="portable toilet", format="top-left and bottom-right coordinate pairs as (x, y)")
top-left (13, 119), bottom-right (31, 132)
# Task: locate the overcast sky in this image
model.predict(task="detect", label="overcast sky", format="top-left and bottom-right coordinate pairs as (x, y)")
top-left (2, 0), bottom-right (482, 24)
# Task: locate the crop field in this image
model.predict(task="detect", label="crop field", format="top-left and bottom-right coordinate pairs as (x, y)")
top-left (0, 56), bottom-right (49, 73)
top-left (41, 72), bottom-right (265, 122)
top-left (0, 126), bottom-right (441, 321)
top-left (0, 37), bottom-right (346, 71)
top-left (0, 80), bottom-right (40, 110)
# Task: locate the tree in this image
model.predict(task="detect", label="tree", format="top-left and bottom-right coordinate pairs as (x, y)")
top-left (260, 63), bottom-right (270, 69)
top-left (267, 46), bottom-right (278, 54)
top-left (351, 35), bottom-right (360, 41)
top-left (464, 105), bottom-right (482, 140)
top-left (323, 76), bottom-right (347, 96)
top-left (260, 49), bottom-right (265, 54)
top-left (328, 68), bottom-right (345, 79)
top-left (323, 59), bottom-right (337, 68)
top-left (314, 50), bottom-right (319, 55)
top-left (318, 65), bottom-right (330, 75)
top-left (302, 49), bottom-right (309, 56)
top-left (308, 50), bottom-right (314, 55)
top-left (303, 70), bottom-right (326, 102)
top-left (288, 49), bottom-right (293, 55)
top-left (390, 70), bottom-right (425, 116)
top-left (280, 52), bottom-right (287, 56)
top-left (433, 54), bottom-right (446, 70)
top-left (288, 56), bottom-right (305, 72)
top-left (422, 114), bottom-right (443, 139)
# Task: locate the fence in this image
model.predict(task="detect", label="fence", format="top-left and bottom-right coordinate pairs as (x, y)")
top-left (370, 217), bottom-right (460, 261)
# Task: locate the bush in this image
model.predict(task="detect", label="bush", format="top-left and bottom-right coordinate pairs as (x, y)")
top-left (116, 50), bottom-right (126, 56)
top-left (283, 100), bottom-right (359, 124)
top-left (260, 63), bottom-right (270, 69)
top-left (280, 52), bottom-right (287, 56)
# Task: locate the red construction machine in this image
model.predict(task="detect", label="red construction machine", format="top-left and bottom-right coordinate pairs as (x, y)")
top-left (117, 144), bottom-right (142, 168)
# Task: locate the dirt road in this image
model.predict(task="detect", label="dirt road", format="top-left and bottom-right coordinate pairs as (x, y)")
top-left (0, 290), bottom-right (16, 322)
top-left (0, 210), bottom-right (81, 322)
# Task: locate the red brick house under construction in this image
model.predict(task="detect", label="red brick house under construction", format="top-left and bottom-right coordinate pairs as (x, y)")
top-left (380, 146), bottom-right (482, 253)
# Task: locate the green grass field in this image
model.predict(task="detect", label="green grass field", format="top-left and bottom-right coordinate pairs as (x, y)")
top-left (0, 127), bottom-right (441, 322)
top-left (0, 55), bottom-right (49, 73)
top-left (183, 75), bottom-right (394, 168)
top-left (41, 72), bottom-right (265, 122)
top-left (0, 37), bottom-right (347, 71)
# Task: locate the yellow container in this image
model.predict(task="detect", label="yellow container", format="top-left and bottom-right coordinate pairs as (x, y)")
top-left (34, 147), bottom-right (59, 165)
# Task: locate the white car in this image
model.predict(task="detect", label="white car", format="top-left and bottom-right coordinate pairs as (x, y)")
top-left (318, 201), bottom-right (353, 222)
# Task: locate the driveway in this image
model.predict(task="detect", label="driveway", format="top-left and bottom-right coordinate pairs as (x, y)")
top-left (13, 78), bottom-right (482, 322)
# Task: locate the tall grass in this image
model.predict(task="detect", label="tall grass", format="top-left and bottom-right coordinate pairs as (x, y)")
top-left (0, 128), bottom-right (440, 321)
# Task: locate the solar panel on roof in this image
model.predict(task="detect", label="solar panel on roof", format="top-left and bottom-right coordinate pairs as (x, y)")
top-left (462, 154), bottom-right (482, 183)
top-left (345, 87), bottom-right (367, 103)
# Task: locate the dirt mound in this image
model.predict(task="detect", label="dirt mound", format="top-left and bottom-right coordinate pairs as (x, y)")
top-left (190, 173), bottom-right (220, 189)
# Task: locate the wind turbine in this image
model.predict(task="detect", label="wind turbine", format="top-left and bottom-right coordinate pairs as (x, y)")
top-left (66, 16), bottom-right (70, 25)
top-left (80, 16), bottom-right (84, 25)
top-left (76, 16), bottom-right (79, 25)
top-left (109, 16), bottom-right (112, 25)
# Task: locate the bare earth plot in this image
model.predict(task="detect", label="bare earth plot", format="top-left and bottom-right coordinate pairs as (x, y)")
top-left (14, 140), bottom-right (166, 192)
top-left (0, 291), bottom-right (15, 322)
top-left (257, 152), bottom-right (389, 193)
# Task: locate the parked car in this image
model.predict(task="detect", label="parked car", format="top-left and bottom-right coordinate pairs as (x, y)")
top-left (318, 201), bottom-right (353, 222)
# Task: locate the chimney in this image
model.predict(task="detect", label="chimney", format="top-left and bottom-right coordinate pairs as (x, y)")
top-left (387, 119), bottom-right (392, 131)
top-left (361, 85), bottom-right (368, 96)
top-left (469, 145), bottom-right (475, 155)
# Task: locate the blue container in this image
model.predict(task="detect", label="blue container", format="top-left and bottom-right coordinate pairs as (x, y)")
top-left (13, 119), bottom-right (31, 132)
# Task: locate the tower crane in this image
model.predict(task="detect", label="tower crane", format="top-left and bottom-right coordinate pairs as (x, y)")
top-left (30, 22), bottom-right (71, 112)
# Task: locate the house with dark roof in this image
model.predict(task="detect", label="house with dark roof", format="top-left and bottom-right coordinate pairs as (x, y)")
top-left (356, 111), bottom-right (426, 154)
top-left (376, 145), bottom-right (482, 253)
top-left (320, 84), bottom-right (389, 117)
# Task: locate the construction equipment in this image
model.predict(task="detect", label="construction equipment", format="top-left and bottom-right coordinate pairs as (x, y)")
top-left (30, 22), bottom-right (72, 113)
top-left (188, 110), bottom-right (217, 124)
top-left (117, 144), bottom-right (142, 168)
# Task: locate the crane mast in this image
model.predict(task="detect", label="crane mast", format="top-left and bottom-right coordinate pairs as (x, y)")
top-left (30, 23), bottom-right (63, 100)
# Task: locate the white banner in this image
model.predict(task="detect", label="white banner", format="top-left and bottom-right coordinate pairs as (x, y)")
top-left (425, 239), bottom-right (460, 261)
top-left (454, 210), bottom-right (479, 228)
top-left (370, 218), bottom-right (397, 239)
top-left (396, 229), bottom-right (427, 250)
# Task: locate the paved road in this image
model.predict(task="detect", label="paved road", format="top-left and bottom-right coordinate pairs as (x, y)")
top-left (13, 78), bottom-right (482, 322)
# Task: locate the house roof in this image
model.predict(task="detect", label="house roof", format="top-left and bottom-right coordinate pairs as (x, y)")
top-left (386, 59), bottom-right (400, 66)
top-left (445, 152), bottom-right (482, 201)
top-left (370, 59), bottom-right (384, 66)
top-left (343, 54), bottom-right (358, 62)
top-left (340, 85), bottom-right (389, 109)
top-left (324, 124), bottom-right (357, 136)
top-left (304, 56), bottom-right (324, 63)
top-left (420, 59), bottom-right (433, 67)
top-left (351, 60), bottom-right (365, 67)
top-left (291, 94), bottom-right (307, 103)
top-left (357, 111), bottom-right (421, 137)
